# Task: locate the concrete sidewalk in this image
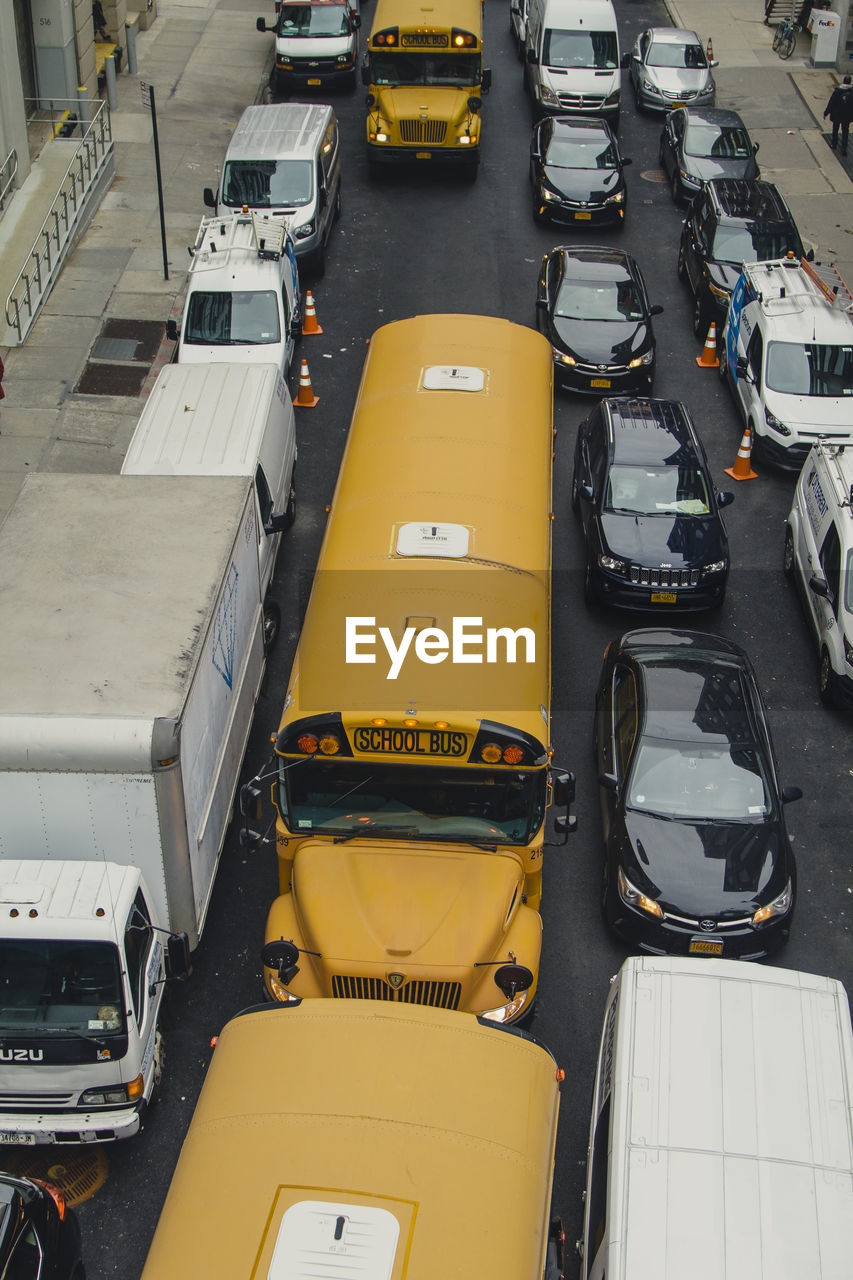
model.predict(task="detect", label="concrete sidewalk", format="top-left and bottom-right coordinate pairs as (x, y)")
top-left (0, 0), bottom-right (850, 525)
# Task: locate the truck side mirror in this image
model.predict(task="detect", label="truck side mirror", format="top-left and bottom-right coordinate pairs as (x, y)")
top-left (598, 772), bottom-right (619, 792)
top-left (352, 12), bottom-right (360, 27)
top-left (166, 318), bottom-right (178, 342)
top-left (203, 187), bottom-right (216, 209)
top-left (256, 16), bottom-right (268, 32)
top-left (551, 769), bottom-right (577, 842)
top-left (362, 67), bottom-right (370, 87)
top-left (482, 67), bottom-right (492, 93)
top-left (494, 963), bottom-right (533, 999)
top-left (527, 48), bottom-right (538, 65)
top-left (165, 932), bottom-right (191, 981)
top-left (240, 778), bottom-right (263, 820)
top-left (261, 939), bottom-right (300, 985)
top-left (620, 52), bottom-right (630, 68)
top-left (735, 355), bottom-right (751, 381)
top-left (264, 511), bottom-right (290, 534)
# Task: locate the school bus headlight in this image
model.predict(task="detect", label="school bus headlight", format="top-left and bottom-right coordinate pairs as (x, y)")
top-left (457, 134), bottom-right (473, 145)
top-left (370, 130), bottom-right (390, 143)
top-left (480, 742), bottom-right (503, 764)
top-left (503, 745), bottom-right (524, 765)
top-left (318, 734), bottom-right (341, 755)
top-left (480, 990), bottom-right (529, 1023)
top-left (267, 972), bottom-right (301, 1003)
top-left (296, 733), bottom-right (319, 754)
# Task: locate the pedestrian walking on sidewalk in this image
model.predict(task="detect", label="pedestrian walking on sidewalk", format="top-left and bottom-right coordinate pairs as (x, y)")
top-left (824, 75), bottom-right (853, 156)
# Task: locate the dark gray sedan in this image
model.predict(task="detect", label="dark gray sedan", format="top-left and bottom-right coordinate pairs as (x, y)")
top-left (659, 107), bottom-right (759, 204)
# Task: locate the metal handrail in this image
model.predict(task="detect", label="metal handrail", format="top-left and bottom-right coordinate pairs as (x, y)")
top-left (4, 100), bottom-right (113, 342)
top-left (0, 148), bottom-right (17, 215)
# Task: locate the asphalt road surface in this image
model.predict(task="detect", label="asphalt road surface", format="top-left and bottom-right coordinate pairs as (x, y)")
top-left (64, 0), bottom-right (852, 1273)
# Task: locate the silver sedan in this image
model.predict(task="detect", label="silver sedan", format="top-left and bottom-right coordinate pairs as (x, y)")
top-left (630, 27), bottom-right (717, 114)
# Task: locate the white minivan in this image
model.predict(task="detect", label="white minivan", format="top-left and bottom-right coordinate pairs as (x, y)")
top-left (785, 440), bottom-right (853, 709)
top-left (122, 362), bottom-right (296, 648)
top-left (524, 0), bottom-right (625, 125)
top-left (579, 956), bottom-right (853, 1280)
top-left (204, 103), bottom-right (341, 276)
top-left (167, 211), bottom-right (301, 381)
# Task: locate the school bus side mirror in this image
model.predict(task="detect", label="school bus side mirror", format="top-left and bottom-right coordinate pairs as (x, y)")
top-left (482, 67), bottom-right (492, 93)
top-left (262, 939), bottom-right (300, 985)
top-left (551, 770), bottom-right (577, 842)
top-left (494, 963), bottom-right (533, 1000)
top-left (362, 65), bottom-right (370, 86)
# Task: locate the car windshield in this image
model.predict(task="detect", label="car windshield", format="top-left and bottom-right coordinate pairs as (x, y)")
top-left (0, 940), bottom-right (124, 1034)
top-left (555, 278), bottom-right (645, 321)
top-left (765, 342), bottom-right (853, 396)
top-left (628, 740), bottom-right (771, 820)
top-left (685, 122), bottom-right (752, 159)
top-left (647, 41), bottom-right (707, 68)
top-left (221, 159), bottom-right (313, 208)
top-left (545, 136), bottom-right (617, 170)
top-left (283, 758), bottom-right (547, 845)
top-left (276, 4), bottom-right (350, 36)
top-left (543, 29), bottom-right (617, 69)
top-left (605, 465), bottom-right (711, 515)
top-left (711, 223), bottom-right (801, 263)
top-left (369, 52), bottom-right (480, 87)
top-left (184, 290), bottom-right (281, 345)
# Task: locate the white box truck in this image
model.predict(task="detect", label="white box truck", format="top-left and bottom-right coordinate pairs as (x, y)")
top-left (0, 473), bottom-right (267, 1144)
top-left (122, 362), bottom-right (297, 649)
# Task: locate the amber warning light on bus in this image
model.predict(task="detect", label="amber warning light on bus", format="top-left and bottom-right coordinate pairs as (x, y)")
top-left (346, 616), bottom-right (537, 680)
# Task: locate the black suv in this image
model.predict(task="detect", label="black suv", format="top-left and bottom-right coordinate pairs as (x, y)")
top-left (678, 179), bottom-right (806, 338)
top-left (571, 398), bottom-right (733, 610)
top-left (0, 1172), bottom-right (85, 1278)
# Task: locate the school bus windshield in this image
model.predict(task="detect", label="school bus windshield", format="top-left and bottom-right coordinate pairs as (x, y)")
top-left (370, 51), bottom-right (481, 86)
top-left (283, 758), bottom-right (547, 844)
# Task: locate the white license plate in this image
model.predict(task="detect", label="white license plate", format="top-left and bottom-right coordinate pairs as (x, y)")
top-left (0, 1131), bottom-right (36, 1145)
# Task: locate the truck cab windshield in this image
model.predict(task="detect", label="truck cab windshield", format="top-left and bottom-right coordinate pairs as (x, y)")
top-left (184, 290), bottom-right (281, 345)
top-left (766, 342), bottom-right (853, 397)
top-left (276, 4), bottom-right (351, 37)
top-left (282, 759), bottom-right (546, 845)
top-left (221, 159), bottom-right (313, 209)
top-left (0, 941), bottom-right (124, 1035)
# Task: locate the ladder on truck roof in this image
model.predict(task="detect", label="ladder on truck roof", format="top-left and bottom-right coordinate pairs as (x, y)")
top-left (801, 258), bottom-right (853, 312)
top-left (249, 210), bottom-right (286, 261)
top-left (818, 441), bottom-right (853, 513)
top-left (189, 211), bottom-right (288, 262)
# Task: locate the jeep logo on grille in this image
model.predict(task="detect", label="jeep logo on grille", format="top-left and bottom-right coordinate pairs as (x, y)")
top-left (699, 919), bottom-right (716, 932)
top-left (387, 972), bottom-right (405, 989)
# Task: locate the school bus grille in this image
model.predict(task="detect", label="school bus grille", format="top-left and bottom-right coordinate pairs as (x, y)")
top-left (331, 974), bottom-right (462, 1008)
top-left (400, 120), bottom-right (448, 144)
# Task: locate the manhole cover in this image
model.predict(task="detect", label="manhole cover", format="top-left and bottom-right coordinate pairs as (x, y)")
top-left (1, 1146), bottom-right (108, 1206)
top-left (75, 362), bottom-right (150, 396)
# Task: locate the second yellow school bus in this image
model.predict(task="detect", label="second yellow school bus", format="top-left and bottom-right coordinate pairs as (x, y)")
top-left (364, 0), bottom-right (490, 172)
top-left (247, 314), bottom-right (573, 1025)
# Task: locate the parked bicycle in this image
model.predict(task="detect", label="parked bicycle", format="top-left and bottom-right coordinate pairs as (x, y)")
top-left (773, 15), bottom-right (800, 58)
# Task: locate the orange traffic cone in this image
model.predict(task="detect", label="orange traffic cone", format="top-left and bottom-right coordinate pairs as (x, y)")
top-left (302, 291), bottom-right (323, 335)
top-left (293, 358), bottom-right (319, 407)
top-left (724, 427), bottom-right (758, 481)
top-left (706, 37), bottom-right (714, 62)
top-left (696, 321), bottom-right (719, 368)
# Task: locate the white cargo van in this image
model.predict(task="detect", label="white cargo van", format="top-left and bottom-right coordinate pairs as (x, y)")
top-left (524, 0), bottom-right (625, 125)
top-left (720, 255), bottom-right (853, 470)
top-left (122, 362), bottom-right (296, 643)
top-left (167, 211), bottom-right (301, 379)
top-left (204, 104), bottom-right (341, 276)
top-left (257, 0), bottom-right (361, 94)
top-left (579, 956), bottom-right (853, 1280)
top-left (785, 440), bottom-right (853, 709)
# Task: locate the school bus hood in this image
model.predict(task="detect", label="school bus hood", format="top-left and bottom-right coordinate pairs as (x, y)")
top-left (376, 85), bottom-right (476, 126)
top-left (291, 841), bottom-right (525, 961)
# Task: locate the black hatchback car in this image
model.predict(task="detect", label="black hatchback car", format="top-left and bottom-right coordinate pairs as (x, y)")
top-left (530, 116), bottom-right (631, 228)
top-left (660, 107), bottom-right (760, 204)
top-left (0, 1171), bottom-right (85, 1278)
top-left (572, 398), bottom-right (733, 610)
top-left (536, 246), bottom-right (662, 394)
top-left (678, 179), bottom-right (807, 338)
top-left (593, 629), bottom-right (800, 959)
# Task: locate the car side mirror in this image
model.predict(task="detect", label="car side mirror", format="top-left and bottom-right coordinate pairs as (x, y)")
top-left (319, 185), bottom-right (327, 208)
top-left (805, 247), bottom-right (815, 262)
top-left (264, 511), bottom-right (290, 534)
top-left (581, 483), bottom-right (595, 503)
top-left (716, 490), bottom-right (735, 508)
top-left (735, 355), bottom-right (751, 381)
top-left (352, 12), bottom-right (360, 27)
top-left (710, 58), bottom-right (719, 67)
top-left (620, 53), bottom-right (630, 68)
top-left (809, 574), bottom-right (832, 601)
top-left (649, 303), bottom-right (664, 317)
top-left (203, 187), bottom-right (216, 209)
top-left (482, 67), bottom-right (492, 93)
top-left (753, 141), bottom-right (760, 153)
top-left (781, 785), bottom-right (803, 804)
top-left (527, 48), bottom-right (538, 65)
top-left (598, 772), bottom-right (618, 792)
top-left (165, 318), bottom-right (178, 342)
top-left (290, 316), bottom-right (302, 339)
top-left (256, 16), bottom-right (268, 31)
top-left (622, 156), bottom-right (633, 166)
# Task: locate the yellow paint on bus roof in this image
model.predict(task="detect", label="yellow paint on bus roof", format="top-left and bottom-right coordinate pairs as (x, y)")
top-left (370, 0), bottom-right (483, 36)
top-left (141, 1001), bottom-right (561, 1280)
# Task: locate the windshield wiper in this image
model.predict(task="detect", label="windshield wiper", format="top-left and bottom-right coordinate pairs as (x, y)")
top-left (0, 1023), bottom-right (114, 1047)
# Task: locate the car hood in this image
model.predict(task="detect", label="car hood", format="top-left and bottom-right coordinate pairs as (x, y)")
top-left (598, 510), bottom-right (725, 565)
top-left (275, 34), bottom-right (353, 55)
top-left (645, 67), bottom-right (712, 95)
top-left (541, 163), bottom-right (622, 203)
top-left (762, 389), bottom-right (853, 430)
top-left (291, 841), bottom-right (525, 963)
top-left (550, 316), bottom-right (648, 364)
top-left (619, 811), bottom-right (788, 916)
top-left (682, 154), bottom-right (758, 183)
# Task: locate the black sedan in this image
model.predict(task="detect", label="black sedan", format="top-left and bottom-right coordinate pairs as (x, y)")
top-left (536, 246), bottom-right (661, 394)
top-left (572, 397), bottom-right (733, 611)
top-left (0, 1171), bottom-right (85, 1278)
top-left (593, 629), bottom-right (800, 959)
top-left (530, 116), bottom-right (631, 228)
top-left (660, 107), bottom-right (760, 204)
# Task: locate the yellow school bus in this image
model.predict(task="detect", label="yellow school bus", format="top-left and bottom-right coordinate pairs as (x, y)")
top-left (363, 0), bottom-right (491, 172)
top-left (141, 1001), bottom-right (565, 1280)
top-left (243, 313), bottom-right (575, 1026)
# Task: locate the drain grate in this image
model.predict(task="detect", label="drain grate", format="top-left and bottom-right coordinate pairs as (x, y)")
top-left (75, 318), bottom-right (165, 397)
top-left (2, 1146), bottom-right (108, 1205)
